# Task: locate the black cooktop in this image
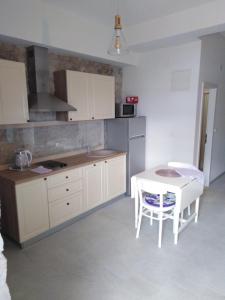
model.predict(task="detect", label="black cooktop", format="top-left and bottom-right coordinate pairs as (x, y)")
top-left (40, 160), bottom-right (67, 170)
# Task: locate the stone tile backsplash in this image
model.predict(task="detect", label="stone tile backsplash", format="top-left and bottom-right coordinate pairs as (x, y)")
top-left (0, 120), bottom-right (104, 165)
top-left (0, 41), bottom-right (120, 165)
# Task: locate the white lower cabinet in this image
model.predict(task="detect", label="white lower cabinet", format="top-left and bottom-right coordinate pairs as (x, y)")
top-left (104, 156), bottom-right (126, 202)
top-left (84, 155), bottom-right (126, 209)
top-left (47, 167), bottom-right (84, 228)
top-left (3, 155), bottom-right (126, 244)
top-left (16, 178), bottom-right (49, 242)
top-left (84, 162), bottom-right (105, 210)
top-left (49, 191), bottom-right (83, 227)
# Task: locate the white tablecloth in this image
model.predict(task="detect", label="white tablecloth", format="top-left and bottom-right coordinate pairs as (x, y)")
top-left (131, 165), bottom-right (204, 244)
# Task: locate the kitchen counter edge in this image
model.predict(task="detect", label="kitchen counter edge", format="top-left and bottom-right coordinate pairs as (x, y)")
top-left (0, 151), bottom-right (127, 185)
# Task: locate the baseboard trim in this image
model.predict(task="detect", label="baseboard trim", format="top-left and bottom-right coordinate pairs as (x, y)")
top-left (4, 194), bottom-right (126, 248)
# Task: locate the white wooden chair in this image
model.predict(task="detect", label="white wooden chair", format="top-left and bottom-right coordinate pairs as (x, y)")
top-left (167, 162), bottom-right (204, 218)
top-left (136, 179), bottom-right (175, 248)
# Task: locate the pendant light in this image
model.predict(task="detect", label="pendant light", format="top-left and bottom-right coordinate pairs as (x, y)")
top-left (107, 2), bottom-right (129, 56)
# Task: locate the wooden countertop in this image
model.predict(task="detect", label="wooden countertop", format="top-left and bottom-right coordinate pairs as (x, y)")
top-left (0, 151), bottom-right (126, 185)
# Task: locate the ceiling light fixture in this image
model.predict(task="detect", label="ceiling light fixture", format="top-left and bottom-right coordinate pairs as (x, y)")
top-left (107, 3), bottom-right (129, 56)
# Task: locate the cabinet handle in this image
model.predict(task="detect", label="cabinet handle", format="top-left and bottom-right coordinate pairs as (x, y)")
top-left (105, 161), bottom-right (107, 163)
top-left (67, 202), bottom-right (70, 206)
top-left (44, 178), bottom-right (47, 181)
top-left (70, 118), bottom-right (72, 121)
top-left (93, 164), bottom-right (96, 167)
top-left (66, 188), bottom-right (69, 192)
top-left (66, 176), bottom-right (69, 179)
top-left (92, 117), bottom-right (94, 120)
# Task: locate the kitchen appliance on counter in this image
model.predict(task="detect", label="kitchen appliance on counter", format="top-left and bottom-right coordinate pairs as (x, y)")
top-left (14, 149), bottom-right (32, 171)
top-left (126, 96), bottom-right (139, 104)
top-left (105, 116), bottom-right (146, 195)
top-left (37, 160), bottom-right (67, 170)
top-left (115, 103), bottom-right (137, 118)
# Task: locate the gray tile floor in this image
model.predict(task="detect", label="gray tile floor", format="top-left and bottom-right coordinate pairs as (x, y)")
top-left (4, 175), bottom-right (225, 300)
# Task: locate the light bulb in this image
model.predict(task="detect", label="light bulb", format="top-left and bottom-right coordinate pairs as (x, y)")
top-left (107, 15), bottom-right (129, 56)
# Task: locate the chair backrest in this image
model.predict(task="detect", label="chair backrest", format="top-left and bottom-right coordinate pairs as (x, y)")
top-left (168, 161), bottom-right (198, 170)
top-left (137, 178), bottom-right (168, 209)
top-left (168, 161), bottom-right (204, 185)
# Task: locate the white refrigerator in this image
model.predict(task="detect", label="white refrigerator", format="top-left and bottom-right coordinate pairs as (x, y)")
top-left (105, 116), bottom-right (146, 195)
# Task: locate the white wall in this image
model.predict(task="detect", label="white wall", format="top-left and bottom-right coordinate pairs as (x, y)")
top-left (127, 0), bottom-right (225, 51)
top-left (123, 41), bottom-right (201, 169)
top-left (0, 0), bottom-right (138, 65)
top-left (198, 34), bottom-right (225, 182)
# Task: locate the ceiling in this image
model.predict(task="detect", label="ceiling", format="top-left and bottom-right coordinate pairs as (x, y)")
top-left (44, 0), bottom-right (215, 26)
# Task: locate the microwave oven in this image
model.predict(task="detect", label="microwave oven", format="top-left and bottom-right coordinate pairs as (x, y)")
top-left (116, 103), bottom-right (137, 118)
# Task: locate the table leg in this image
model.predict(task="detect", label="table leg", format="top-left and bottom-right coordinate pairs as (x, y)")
top-left (173, 191), bottom-right (181, 245)
top-left (173, 212), bottom-right (179, 245)
top-left (135, 189), bottom-right (139, 228)
top-left (195, 197), bottom-right (200, 223)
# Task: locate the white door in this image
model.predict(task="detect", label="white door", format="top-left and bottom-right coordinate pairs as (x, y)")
top-left (91, 74), bottom-right (115, 120)
top-left (104, 156), bottom-right (126, 201)
top-left (0, 59), bottom-right (28, 124)
top-left (84, 162), bottom-right (104, 210)
top-left (202, 88), bottom-right (217, 186)
top-left (67, 70), bottom-right (91, 121)
top-left (198, 84), bottom-right (217, 186)
top-left (16, 178), bottom-right (49, 242)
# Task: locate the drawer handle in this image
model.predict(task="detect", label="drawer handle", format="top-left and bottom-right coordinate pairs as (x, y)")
top-left (92, 117), bottom-right (95, 120)
top-left (93, 164), bottom-right (96, 167)
top-left (66, 188), bottom-right (69, 192)
top-left (44, 178), bottom-right (47, 181)
top-left (66, 176), bottom-right (69, 179)
top-left (105, 161), bottom-right (107, 163)
top-left (70, 118), bottom-right (72, 121)
top-left (67, 202), bottom-right (70, 206)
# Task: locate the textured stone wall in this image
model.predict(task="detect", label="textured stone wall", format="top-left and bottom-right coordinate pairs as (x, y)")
top-left (0, 42), bottom-right (122, 102)
top-left (49, 52), bottom-right (122, 102)
top-left (0, 41), bottom-right (122, 165)
top-left (0, 121), bottom-right (104, 165)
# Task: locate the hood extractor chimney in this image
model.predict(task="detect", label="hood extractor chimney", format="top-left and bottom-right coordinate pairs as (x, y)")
top-left (27, 46), bottom-right (76, 112)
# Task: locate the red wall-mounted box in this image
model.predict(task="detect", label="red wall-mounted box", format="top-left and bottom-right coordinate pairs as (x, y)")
top-left (126, 96), bottom-right (139, 104)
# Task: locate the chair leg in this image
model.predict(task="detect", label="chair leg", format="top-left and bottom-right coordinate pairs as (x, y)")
top-left (150, 211), bottom-right (153, 226)
top-left (188, 205), bottom-right (191, 216)
top-left (158, 212), bottom-right (163, 248)
top-left (136, 209), bottom-right (143, 239)
top-left (181, 210), bottom-right (184, 220)
top-left (173, 211), bottom-right (179, 245)
top-left (195, 197), bottom-right (200, 223)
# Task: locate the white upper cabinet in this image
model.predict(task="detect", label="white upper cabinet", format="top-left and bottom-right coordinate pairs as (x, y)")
top-left (54, 70), bottom-right (115, 121)
top-left (0, 59), bottom-right (28, 124)
top-left (90, 73), bottom-right (115, 120)
top-left (67, 70), bottom-right (91, 121)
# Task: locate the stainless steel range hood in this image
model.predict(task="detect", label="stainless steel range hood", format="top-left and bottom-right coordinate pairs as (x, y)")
top-left (27, 46), bottom-right (76, 112)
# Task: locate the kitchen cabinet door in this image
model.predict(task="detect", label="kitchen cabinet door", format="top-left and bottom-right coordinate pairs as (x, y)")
top-left (16, 178), bottom-right (49, 242)
top-left (104, 155), bottom-right (126, 201)
top-left (91, 74), bottom-right (115, 120)
top-left (67, 70), bottom-right (91, 121)
top-left (0, 59), bottom-right (28, 124)
top-left (84, 161), bottom-right (105, 210)
top-left (49, 191), bottom-right (83, 228)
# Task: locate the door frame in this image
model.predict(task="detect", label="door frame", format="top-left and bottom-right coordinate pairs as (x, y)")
top-left (196, 81), bottom-right (217, 186)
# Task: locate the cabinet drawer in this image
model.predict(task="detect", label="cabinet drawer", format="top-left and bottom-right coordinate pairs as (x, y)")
top-left (48, 179), bottom-right (83, 203)
top-left (49, 191), bottom-right (83, 227)
top-left (47, 168), bottom-right (82, 188)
